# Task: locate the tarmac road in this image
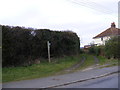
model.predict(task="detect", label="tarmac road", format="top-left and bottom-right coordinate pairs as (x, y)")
top-left (56, 72), bottom-right (119, 88)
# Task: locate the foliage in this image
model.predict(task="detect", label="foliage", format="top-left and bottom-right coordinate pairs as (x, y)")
top-left (88, 36), bottom-right (120, 59)
top-left (79, 48), bottom-right (84, 54)
top-left (105, 36), bottom-right (120, 59)
top-left (98, 55), bottom-right (118, 65)
top-left (88, 45), bottom-right (101, 56)
top-left (2, 25), bottom-right (80, 67)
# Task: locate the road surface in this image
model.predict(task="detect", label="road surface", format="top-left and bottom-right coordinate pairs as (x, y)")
top-left (56, 73), bottom-right (119, 88)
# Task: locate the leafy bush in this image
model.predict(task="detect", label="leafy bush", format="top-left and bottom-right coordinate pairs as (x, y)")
top-left (2, 25), bottom-right (80, 67)
top-left (88, 45), bottom-right (101, 56)
top-left (105, 36), bottom-right (120, 59)
top-left (88, 36), bottom-right (120, 59)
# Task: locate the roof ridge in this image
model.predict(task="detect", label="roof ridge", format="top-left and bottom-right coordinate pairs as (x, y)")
top-left (93, 27), bottom-right (120, 38)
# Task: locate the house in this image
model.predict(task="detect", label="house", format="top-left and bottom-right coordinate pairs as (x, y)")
top-left (93, 22), bottom-right (120, 46)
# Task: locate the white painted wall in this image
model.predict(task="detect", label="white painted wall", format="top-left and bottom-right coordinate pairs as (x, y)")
top-left (93, 36), bottom-right (110, 46)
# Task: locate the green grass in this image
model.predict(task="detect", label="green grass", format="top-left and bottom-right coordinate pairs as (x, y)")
top-left (2, 55), bottom-right (81, 83)
top-left (76, 54), bottom-right (118, 71)
top-left (77, 54), bottom-right (95, 70)
top-left (98, 55), bottom-right (118, 66)
top-left (2, 54), bottom-right (118, 83)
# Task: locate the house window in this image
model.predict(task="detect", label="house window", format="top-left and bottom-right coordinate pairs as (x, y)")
top-left (101, 37), bottom-right (103, 41)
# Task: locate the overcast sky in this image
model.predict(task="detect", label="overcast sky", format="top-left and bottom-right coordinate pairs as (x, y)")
top-left (0, 0), bottom-right (119, 47)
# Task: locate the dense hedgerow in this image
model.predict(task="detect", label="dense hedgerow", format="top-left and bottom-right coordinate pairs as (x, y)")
top-left (2, 25), bottom-right (80, 67)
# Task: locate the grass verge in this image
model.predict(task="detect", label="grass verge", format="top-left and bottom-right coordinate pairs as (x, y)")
top-left (76, 54), bottom-right (118, 71)
top-left (2, 55), bottom-right (80, 83)
top-left (98, 55), bottom-right (118, 66)
top-left (2, 54), bottom-right (118, 83)
top-left (77, 54), bottom-right (95, 70)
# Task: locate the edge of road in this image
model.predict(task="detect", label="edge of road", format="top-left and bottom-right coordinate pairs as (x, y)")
top-left (2, 65), bottom-right (119, 89)
top-left (42, 64), bottom-right (119, 89)
top-left (43, 70), bottom-right (119, 88)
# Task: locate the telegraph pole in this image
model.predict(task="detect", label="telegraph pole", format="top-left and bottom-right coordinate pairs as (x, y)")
top-left (47, 41), bottom-right (51, 63)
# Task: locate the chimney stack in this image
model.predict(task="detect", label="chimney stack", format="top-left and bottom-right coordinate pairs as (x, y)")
top-left (111, 22), bottom-right (116, 28)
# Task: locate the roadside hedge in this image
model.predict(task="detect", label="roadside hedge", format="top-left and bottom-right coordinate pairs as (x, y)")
top-left (2, 25), bottom-right (80, 67)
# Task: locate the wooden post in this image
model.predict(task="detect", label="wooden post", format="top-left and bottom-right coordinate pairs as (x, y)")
top-left (47, 41), bottom-right (51, 63)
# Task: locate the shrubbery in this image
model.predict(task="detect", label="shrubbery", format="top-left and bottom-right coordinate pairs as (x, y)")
top-left (105, 36), bottom-right (120, 59)
top-left (88, 45), bottom-right (101, 56)
top-left (88, 36), bottom-right (120, 59)
top-left (2, 25), bottom-right (80, 67)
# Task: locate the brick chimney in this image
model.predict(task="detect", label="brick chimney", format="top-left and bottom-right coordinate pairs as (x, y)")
top-left (111, 22), bottom-right (116, 28)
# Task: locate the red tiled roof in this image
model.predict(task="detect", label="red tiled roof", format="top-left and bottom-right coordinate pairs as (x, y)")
top-left (93, 27), bottom-right (120, 39)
